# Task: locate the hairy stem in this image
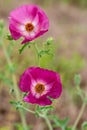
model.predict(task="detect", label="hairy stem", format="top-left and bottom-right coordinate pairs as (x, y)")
top-left (73, 102), bottom-right (86, 130)
top-left (1, 38), bottom-right (28, 130)
top-left (22, 106), bottom-right (35, 114)
top-left (43, 115), bottom-right (53, 130)
top-left (19, 42), bottom-right (31, 54)
top-left (22, 106), bottom-right (53, 130)
top-left (34, 43), bottom-right (40, 67)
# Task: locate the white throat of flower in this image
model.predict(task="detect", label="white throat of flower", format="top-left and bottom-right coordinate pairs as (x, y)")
top-left (31, 80), bottom-right (50, 99)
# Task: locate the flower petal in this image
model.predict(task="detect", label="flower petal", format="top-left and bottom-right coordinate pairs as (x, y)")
top-left (19, 69), bottom-right (31, 92)
top-left (9, 18), bottom-right (21, 40)
top-left (9, 27), bottom-right (21, 40)
top-left (24, 93), bottom-right (52, 106)
top-left (38, 9), bottom-right (49, 31)
top-left (9, 5), bottom-right (39, 24)
top-left (47, 80), bottom-right (62, 98)
top-left (29, 67), bottom-right (58, 84)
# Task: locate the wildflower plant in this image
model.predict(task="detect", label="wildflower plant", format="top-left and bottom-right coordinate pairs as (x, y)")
top-left (0, 3), bottom-right (87, 130)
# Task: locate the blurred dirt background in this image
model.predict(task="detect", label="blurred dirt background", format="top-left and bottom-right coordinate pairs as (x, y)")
top-left (0, 0), bottom-right (87, 130)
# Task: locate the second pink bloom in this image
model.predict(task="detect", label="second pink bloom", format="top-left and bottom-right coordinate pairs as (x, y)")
top-left (19, 67), bottom-right (62, 106)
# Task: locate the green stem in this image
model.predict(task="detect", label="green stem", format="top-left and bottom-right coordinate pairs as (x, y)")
top-left (1, 38), bottom-right (28, 130)
top-left (22, 106), bottom-right (35, 114)
top-left (72, 102), bottom-right (86, 130)
top-left (43, 115), bottom-right (53, 130)
top-left (34, 43), bottom-right (53, 130)
top-left (19, 42), bottom-right (30, 54)
top-left (22, 106), bottom-right (53, 130)
top-left (34, 43), bottom-right (40, 67)
top-left (20, 109), bottom-right (28, 130)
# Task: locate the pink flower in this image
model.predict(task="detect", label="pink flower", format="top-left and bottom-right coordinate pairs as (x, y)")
top-left (9, 5), bottom-right (49, 44)
top-left (19, 67), bottom-right (62, 106)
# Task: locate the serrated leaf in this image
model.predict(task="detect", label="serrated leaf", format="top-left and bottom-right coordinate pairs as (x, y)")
top-left (16, 102), bottom-right (22, 110)
top-left (35, 105), bottom-right (53, 113)
top-left (38, 49), bottom-right (50, 57)
top-left (49, 115), bottom-right (69, 129)
top-left (10, 101), bottom-right (23, 110)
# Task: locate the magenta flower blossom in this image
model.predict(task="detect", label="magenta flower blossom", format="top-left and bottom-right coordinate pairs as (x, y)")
top-left (9, 5), bottom-right (49, 44)
top-left (19, 67), bottom-right (62, 106)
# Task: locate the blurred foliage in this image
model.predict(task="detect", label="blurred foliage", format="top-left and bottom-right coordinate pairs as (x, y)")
top-left (82, 122), bottom-right (87, 130)
top-left (15, 123), bottom-right (32, 130)
top-left (0, 127), bottom-right (10, 130)
top-left (56, 52), bottom-right (84, 88)
top-left (74, 74), bottom-right (81, 86)
top-left (59, 0), bottom-right (87, 7)
top-left (49, 115), bottom-right (70, 130)
top-left (37, 0), bottom-right (87, 7)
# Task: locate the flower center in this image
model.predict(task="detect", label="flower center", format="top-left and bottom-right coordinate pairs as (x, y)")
top-left (25, 23), bottom-right (34, 32)
top-left (35, 83), bottom-right (45, 94)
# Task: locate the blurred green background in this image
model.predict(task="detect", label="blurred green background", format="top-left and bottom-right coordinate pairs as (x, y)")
top-left (0, 0), bottom-right (87, 130)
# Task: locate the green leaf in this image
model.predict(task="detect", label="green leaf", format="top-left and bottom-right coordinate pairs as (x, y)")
top-left (10, 101), bottom-right (23, 110)
top-left (16, 102), bottom-right (22, 110)
top-left (10, 88), bottom-right (14, 94)
top-left (44, 37), bottom-right (53, 45)
top-left (10, 100), bottom-right (17, 105)
top-left (74, 74), bottom-right (81, 86)
top-left (82, 122), bottom-right (87, 130)
top-left (65, 127), bottom-right (72, 130)
top-left (15, 123), bottom-right (32, 130)
top-left (49, 115), bottom-right (69, 129)
top-left (23, 92), bottom-right (28, 97)
top-left (35, 105), bottom-right (53, 113)
top-left (7, 34), bottom-right (13, 40)
top-left (38, 50), bottom-right (49, 56)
